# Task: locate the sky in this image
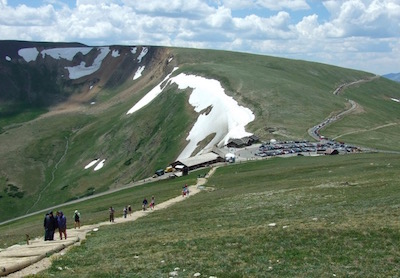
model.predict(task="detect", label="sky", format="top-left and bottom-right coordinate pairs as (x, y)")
top-left (1, 0), bottom-right (399, 75)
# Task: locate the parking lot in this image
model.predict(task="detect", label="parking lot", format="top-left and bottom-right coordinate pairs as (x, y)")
top-left (224, 139), bottom-right (360, 162)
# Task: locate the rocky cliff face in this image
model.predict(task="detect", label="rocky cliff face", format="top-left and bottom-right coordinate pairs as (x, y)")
top-left (0, 41), bottom-right (164, 113)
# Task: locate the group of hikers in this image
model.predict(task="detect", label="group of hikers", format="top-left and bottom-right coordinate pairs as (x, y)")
top-left (43, 210), bottom-right (81, 241)
top-left (108, 196), bottom-right (156, 222)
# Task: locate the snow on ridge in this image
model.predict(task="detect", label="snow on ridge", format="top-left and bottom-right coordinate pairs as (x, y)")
top-left (41, 47), bottom-right (92, 60)
top-left (112, 49), bottom-right (120, 57)
top-left (5, 56), bottom-right (11, 61)
top-left (172, 74), bottom-right (254, 160)
top-left (133, 66), bottom-right (145, 80)
top-left (65, 47), bottom-right (110, 79)
top-left (126, 68), bottom-right (255, 160)
top-left (137, 47), bottom-right (148, 63)
top-left (127, 67), bottom-right (179, 114)
top-left (18, 47), bottom-right (39, 62)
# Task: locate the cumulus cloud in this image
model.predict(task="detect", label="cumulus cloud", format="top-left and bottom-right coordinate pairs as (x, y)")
top-left (0, 0), bottom-right (399, 74)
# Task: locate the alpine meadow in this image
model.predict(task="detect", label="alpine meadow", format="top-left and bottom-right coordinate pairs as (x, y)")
top-left (0, 40), bottom-right (400, 277)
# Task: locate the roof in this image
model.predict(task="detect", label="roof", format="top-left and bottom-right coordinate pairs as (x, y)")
top-left (176, 152), bottom-right (220, 167)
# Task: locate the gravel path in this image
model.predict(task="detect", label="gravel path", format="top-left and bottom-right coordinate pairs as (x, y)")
top-left (1, 168), bottom-right (217, 277)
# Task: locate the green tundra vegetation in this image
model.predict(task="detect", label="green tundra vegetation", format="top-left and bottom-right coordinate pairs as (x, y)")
top-left (0, 46), bottom-right (400, 276)
top-left (28, 152), bottom-right (400, 277)
top-left (1, 48), bottom-right (399, 222)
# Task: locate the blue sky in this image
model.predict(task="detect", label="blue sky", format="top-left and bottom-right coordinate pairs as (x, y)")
top-left (1, 0), bottom-right (399, 75)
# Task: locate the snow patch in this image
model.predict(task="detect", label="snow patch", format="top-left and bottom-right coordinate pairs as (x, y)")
top-left (171, 73), bottom-right (254, 159)
top-left (5, 56), bottom-right (11, 61)
top-left (127, 67), bottom-right (179, 114)
top-left (137, 47), bottom-right (148, 63)
top-left (127, 68), bottom-right (255, 160)
top-left (41, 47), bottom-right (92, 60)
top-left (131, 47), bottom-right (137, 54)
top-left (133, 66), bottom-right (145, 80)
top-left (84, 159), bottom-right (99, 169)
top-left (111, 49), bottom-right (120, 57)
top-left (18, 47), bottom-right (39, 62)
top-left (65, 47), bottom-right (110, 79)
top-left (168, 57), bottom-right (173, 63)
top-left (94, 159), bottom-right (106, 171)
top-left (390, 98), bottom-right (399, 103)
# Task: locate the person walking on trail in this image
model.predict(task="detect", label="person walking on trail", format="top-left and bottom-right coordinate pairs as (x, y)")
top-left (123, 206), bottom-right (128, 218)
top-left (149, 196), bottom-right (155, 210)
top-left (128, 205), bottom-right (132, 216)
top-left (142, 197), bottom-right (148, 211)
top-left (185, 184), bottom-right (190, 196)
top-left (74, 210), bottom-right (81, 229)
top-left (109, 206), bottom-right (115, 222)
top-left (57, 211), bottom-right (67, 240)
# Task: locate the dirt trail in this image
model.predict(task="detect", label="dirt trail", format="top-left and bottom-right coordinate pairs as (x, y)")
top-left (1, 167), bottom-right (217, 277)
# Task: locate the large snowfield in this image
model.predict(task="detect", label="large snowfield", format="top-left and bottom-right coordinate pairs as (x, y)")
top-left (127, 67), bottom-right (255, 160)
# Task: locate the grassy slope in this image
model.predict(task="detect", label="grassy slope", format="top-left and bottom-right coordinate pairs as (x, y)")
top-left (322, 77), bottom-right (400, 151)
top-left (29, 153), bottom-right (400, 277)
top-left (1, 47), bottom-right (400, 223)
top-left (0, 169), bottom-right (209, 248)
top-left (172, 48), bottom-right (375, 140)
top-left (0, 74), bottom-right (195, 220)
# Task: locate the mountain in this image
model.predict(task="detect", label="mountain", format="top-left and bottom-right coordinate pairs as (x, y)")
top-left (1, 40), bottom-right (400, 222)
top-left (383, 72), bottom-right (400, 82)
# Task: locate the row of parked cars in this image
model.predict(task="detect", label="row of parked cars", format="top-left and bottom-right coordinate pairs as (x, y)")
top-left (255, 140), bottom-right (360, 157)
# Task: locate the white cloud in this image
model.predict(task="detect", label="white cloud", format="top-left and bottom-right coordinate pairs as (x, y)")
top-left (0, 0), bottom-right (399, 74)
top-left (255, 0), bottom-right (310, 11)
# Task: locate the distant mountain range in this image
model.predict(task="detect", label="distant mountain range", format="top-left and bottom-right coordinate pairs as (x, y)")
top-left (383, 72), bottom-right (400, 82)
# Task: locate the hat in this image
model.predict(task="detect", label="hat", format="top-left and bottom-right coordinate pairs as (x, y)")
top-left (74, 210), bottom-right (78, 213)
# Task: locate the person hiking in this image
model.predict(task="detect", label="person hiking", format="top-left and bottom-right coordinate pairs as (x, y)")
top-left (109, 206), bottom-right (115, 222)
top-left (123, 206), bottom-right (128, 218)
top-left (149, 196), bottom-right (155, 210)
top-left (74, 210), bottom-right (81, 229)
top-left (57, 211), bottom-right (67, 240)
top-left (142, 198), bottom-right (148, 211)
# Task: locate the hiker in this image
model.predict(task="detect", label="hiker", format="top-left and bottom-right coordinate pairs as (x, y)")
top-left (57, 211), bottom-right (67, 240)
top-left (185, 184), bottom-right (190, 196)
top-left (182, 185), bottom-right (187, 197)
top-left (43, 211), bottom-right (57, 241)
top-left (74, 210), bottom-right (81, 229)
top-left (128, 205), bottom-right (132, 216)
top-left (109, 206), bottom-right (115, 222)
top-left (142, 197), bottom-right (148, 211)
top-left (123, 206), bottom-right (128, 218)
top-left (149, 196), bottom-right (155, 210)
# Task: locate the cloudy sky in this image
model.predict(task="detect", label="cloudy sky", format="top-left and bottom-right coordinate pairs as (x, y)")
top-left (1, 0), bottom-right (399, 75)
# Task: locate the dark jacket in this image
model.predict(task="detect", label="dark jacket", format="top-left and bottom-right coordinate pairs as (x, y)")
top-left (57, 214), bottom-right (67, 229)
top-left (44, 214), bottom-right (57, 230)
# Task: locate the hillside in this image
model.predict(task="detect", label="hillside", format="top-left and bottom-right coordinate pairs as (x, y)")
top-left (0, 40), bottom-right (400, 222)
